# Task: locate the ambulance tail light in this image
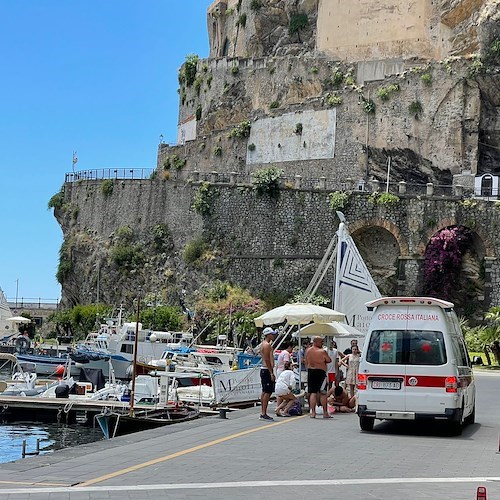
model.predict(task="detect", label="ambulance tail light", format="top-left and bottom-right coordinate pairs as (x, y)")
top-left (357, 373), bottom-right (367, 391)
top-left (445, 376), bottom-right (458, 393)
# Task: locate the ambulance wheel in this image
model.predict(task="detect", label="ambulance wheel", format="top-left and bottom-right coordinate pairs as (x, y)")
top-left (359, 415), bottom-right (374, 431)
top-left (449, 408), bottom-right (463, 436)
top-left (465, 406), bottom-right (475, 425)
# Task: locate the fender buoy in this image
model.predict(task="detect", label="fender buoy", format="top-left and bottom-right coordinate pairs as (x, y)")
top-left (54, 365), bottom-right (65, 376)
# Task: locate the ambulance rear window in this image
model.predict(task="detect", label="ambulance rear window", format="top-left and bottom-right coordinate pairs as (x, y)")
top-left (366, 330), bottom-right (447, 365)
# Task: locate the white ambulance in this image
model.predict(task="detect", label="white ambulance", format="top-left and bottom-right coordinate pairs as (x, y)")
top-left (357, 297), bottom-right (475, 435)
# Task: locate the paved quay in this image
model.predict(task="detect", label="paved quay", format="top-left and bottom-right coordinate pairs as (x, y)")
top-left (0, 371), bottom-right (498, 499)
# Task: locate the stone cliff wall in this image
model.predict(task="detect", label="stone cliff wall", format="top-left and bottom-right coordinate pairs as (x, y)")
top-left (56, 178), bottom-right (500, 319)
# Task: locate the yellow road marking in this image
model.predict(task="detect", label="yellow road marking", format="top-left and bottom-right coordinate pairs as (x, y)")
top-left (77, 415), bottom-right (306, 487)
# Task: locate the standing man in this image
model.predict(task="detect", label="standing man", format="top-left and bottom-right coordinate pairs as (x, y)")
top-left (259, 327), bottom-right (278, 421)
top-left (305, 336), bottom-right (332, 419)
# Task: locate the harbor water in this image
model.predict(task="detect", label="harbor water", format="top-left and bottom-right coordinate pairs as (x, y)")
top-left (0, 422), bottom-right (103, 464)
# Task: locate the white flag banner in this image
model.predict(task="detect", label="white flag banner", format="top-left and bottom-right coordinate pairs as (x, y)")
top-left (334, 222), bottom-right (381, 334)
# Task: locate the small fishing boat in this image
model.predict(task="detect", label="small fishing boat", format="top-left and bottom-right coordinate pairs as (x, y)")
top-left (95, 404), bottom-right (199, 438)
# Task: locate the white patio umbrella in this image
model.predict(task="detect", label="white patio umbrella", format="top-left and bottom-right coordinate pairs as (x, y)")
top-left (254, 303), bottom-right (345, 328)
top-left (254, 303), bottom-right (346, 388)
top-left (6, 316), bottom-right (31, 323)
top-left (298, 321), bottom-right (365, 338)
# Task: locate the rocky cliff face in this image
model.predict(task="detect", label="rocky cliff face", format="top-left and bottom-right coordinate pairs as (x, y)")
top-left (55, 0), bottom-right (500, 314)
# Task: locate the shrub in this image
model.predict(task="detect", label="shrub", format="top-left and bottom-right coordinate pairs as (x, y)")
top-left (181, 54), bottom-right (199, 87)
top-left (111, 244), bottom-right (145, 270)
top-left (468, 57), bottom-right (485, 77)
top-left (56, 241), bottom-right (73, 284)
top-left (327, 93), bottom-right (343, 107)
top-left (328, 191), bottom-right (350, 211)
top-left (332, 68), bottom-right (344, 87)
top-left (294, 123), bottom-right (303, 135)
top-left (252, 166), bottom-right (284, 198)
top-left (194, 76), bottom-right (203, 95)
top-left (361, 97), bottom-right (376, 114)
top-left (195, 105), bottom-right (202, 121)
top-left (421, 72), bottom-right (432, 85)
top-left (213, 145), bottom-right (222, 157)
top-left (310, 66), bottom-right (318, 74)
top-left (248, 143), bottom-right (256, 151)
top-left (101, 179), bottom-right (114, 197)
top-left (183, 236), bottom-right (206, 264)
top-left (115, 225), bottom-right (134, 243)
top-left (368, 192), bottom-right (400, 206)
top-left (376, 84), bottom-right (399, 101)
top-left (231, 65), bottom-right (239, 75)
top-left (270, 100), bottom-right (280, 109)
top-left (48, 190), bottom-right (64, 210)
top-left (151, 224), bottom-right (172, 252)
top-left (408, 100), bottom-right (423, 119)
top-left (163, 154), bottom-right (187, 170)
top-left (192, 182), bottom-right (217, 216)
top-left (228, 120), bottom-right (251, 138)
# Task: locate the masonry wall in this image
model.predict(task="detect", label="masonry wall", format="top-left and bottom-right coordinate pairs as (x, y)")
top-left (57, 179), bottom-right (500, 316)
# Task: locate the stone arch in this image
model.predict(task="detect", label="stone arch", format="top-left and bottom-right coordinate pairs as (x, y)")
top-left (348, 217), bottom-right (410, 257)
top-left (416, 217), bottom-right (496, 258)
top-left (347, 217), bottom-right (409, 296)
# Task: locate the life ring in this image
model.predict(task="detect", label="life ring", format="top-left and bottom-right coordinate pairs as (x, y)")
top-left (15, 336), bottom-right (30, 354)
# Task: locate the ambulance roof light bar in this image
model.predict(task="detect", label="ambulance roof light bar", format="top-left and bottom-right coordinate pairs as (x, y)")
top-left (366, 297), bottom-right (455, 312)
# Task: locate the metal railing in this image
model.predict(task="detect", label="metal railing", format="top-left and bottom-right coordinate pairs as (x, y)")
top-left (65, 168), bottom-right (499, 200)
top-left (7, 298), bottom-right (60, 309)
top-left (65, 168), bottom-right (154, 183)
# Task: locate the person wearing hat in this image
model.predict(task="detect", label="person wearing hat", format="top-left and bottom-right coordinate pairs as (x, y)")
top-left (259, 327), bottom-right (278, 421)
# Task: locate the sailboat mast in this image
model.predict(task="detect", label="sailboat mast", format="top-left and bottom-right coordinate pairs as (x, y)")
top-left (333, 222), bottom-right (344, 311)
top-left (129, 296), bottom-right (141, 417)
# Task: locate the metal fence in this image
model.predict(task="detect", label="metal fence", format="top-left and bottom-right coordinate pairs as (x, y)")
top-left (64, 168), bottom-right (154, 183)
top-left (65, 168), bottom-right (495, 200)
top-left (7, 298), bottom-right (60, 310)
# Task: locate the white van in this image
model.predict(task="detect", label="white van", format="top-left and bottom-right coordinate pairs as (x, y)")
top-left (357, 297), bottom-right (475, 435)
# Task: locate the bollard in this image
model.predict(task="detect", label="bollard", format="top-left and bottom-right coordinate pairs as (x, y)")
top-left (477, 486), bottom-right (487, 499)
top-left (218, 407), bottom-right (229, 419)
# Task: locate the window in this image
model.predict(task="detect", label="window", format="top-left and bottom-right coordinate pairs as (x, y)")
top-left (366, 330), bottom-right (447, 365)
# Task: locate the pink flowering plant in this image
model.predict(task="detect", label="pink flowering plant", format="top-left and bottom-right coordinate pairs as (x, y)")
top-left (422, 226), bottom-right (472, 300)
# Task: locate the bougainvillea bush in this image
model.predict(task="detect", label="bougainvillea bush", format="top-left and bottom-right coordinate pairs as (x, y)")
top-left (423, 226), bottom-right (472, 301)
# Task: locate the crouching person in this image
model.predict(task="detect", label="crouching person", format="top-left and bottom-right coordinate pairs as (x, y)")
top-left (328, 385), bottom-right (356, 413)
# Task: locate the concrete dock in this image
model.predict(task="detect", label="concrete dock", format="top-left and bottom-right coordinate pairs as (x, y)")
top-left (0, 371), bottom-right (499, 499)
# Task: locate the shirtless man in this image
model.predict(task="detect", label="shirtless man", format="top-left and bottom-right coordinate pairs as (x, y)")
top-left (305, 336), bottom-right (332, 419)
top-left (259, 327), bottom-right (277, 421)
top-left (327, 385), bottom-right (356, 412)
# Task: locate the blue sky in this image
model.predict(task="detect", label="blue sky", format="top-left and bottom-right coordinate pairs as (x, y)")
top-left (1, 1), bottom-right (212, 302)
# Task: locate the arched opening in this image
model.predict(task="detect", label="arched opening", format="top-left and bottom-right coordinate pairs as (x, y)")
top-left (422, 226), bottom-right (486, 319)
top-left (481, 175), bottom-right (493, 197)
top-left (351, 226), bottom-right (400, 296)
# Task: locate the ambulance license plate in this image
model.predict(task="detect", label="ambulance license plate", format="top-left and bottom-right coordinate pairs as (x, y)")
top-left (372, 380), bottom-right (401, 390)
